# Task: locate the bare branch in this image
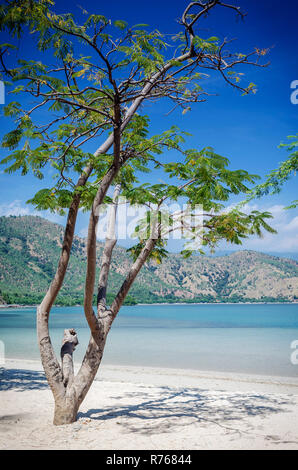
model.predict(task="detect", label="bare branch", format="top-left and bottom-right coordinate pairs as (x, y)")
top-left (83, 164), bottom-right (120, 338)
top-left (97, 184), bottom-right (121, 316)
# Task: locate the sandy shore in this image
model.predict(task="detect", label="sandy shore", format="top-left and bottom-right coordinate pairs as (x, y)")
top-left (1, 358), bottom-right (298, 450)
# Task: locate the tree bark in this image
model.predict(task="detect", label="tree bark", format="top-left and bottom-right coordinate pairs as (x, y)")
top-left (107, 238), bottom-right (157, 329)
top-left (61, 328), bottom-right (78, 387)
top-left (97, 184), bottom-right (121, 314)
top-left (53, 390), bottom-right (79, 426)
top-left (71, 237), bottom-right (157, 414)
top-left (83, 164), bottom-right (120, 335)
top-left (72, 330), bottom-right (107, 411)
top-left (72, 185), bottom-right (121, 409)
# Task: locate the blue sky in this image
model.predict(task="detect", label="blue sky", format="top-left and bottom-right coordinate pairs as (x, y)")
top-left (0, 0), bottom-right (297, 253)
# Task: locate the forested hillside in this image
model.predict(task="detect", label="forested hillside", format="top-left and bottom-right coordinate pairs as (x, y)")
top-left (0, 215), bottom-right (297, 305)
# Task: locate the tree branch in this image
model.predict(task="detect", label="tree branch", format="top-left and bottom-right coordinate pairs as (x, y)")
top-left (97, 184), bottom-right (121, 316)
top-left (106, 237), bottom-right (157, 330)
top-left (83, 164), bottom-right (120, 337)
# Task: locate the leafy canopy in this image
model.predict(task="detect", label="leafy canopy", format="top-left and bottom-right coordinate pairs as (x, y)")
top-left (0, 0), bottom-right (274, 255)
top-left (123, 146), bottom-right (276, 261)
top-left (0, 0), bottom-right (268, 198)
top-left (247, 134), bottom-right (298, 209)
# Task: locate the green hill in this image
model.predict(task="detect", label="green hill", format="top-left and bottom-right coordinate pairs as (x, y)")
top-left (0, 215), bottom-right (298, 305)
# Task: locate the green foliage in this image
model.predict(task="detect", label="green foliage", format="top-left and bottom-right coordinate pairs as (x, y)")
top-left (127, 238), bottom-right (168, 264)
top-left (27, 188), bottom-right (73, 214)
top-left (124, 146), bottom-right (275, 256)
top-left (248, 134), bottom-right (298, 208)
top-left (0, 0), bottom-right (267, 225)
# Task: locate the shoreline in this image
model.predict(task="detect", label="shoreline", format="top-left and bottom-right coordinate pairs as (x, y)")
top-left (3, 357), bottom-right (298, 394)
top-left (1, 301), bottom-right (298, 309)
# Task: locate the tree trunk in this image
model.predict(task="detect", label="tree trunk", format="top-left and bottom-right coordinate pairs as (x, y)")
top-left (53, 393), bottom-right (79, 426)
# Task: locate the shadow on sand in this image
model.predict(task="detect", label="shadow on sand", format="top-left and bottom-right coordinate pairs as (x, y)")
top-left (0, 367), bottom-right (294, 437)
top-left (0, 367), bottom-right (48, 391)
top-left (79, 385), bottom-right (294, 435)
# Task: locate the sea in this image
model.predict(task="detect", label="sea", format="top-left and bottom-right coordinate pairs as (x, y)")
top-left (1, 303), bottom-right (298, 378)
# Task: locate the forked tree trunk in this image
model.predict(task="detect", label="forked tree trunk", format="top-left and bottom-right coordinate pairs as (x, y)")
top-left (53, 331), bottom-right (107, 425)
top-left (50, 236), bottom-right (157, 425)
top-left (47, 327), bottom-right (107, 425)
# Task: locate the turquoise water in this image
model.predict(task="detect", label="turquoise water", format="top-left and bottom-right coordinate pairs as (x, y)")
top-left (1, 303), bottom-right (298, 377)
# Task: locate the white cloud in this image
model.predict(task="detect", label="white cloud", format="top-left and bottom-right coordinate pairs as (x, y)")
top-left (0, 200), bottom-right (34, 217)
top-left (283, 216), bottom-right (298, 232)
top-left (0, 200), bottom-right (65, 225)
top-left (223, 203), bottom-right (298, 252)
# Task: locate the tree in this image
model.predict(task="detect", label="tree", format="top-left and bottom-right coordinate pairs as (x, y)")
top-left (0, 0), bottom-right (272, 425)
top-left (247, 134), bottom-right (298, 208)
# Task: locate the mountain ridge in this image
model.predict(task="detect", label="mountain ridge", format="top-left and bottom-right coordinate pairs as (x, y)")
top-left (0, 215), bottom-right (298, 305)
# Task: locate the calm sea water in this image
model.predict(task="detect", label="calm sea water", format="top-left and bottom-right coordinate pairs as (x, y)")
top-left (1, 303), bottom-right (298, 377)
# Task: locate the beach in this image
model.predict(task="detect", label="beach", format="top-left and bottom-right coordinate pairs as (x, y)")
top-left (1, 359), bottom-right (298, 450)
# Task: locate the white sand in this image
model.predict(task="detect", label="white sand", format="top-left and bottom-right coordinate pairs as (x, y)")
top-left (1, 358), bottom-right (298, 450)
